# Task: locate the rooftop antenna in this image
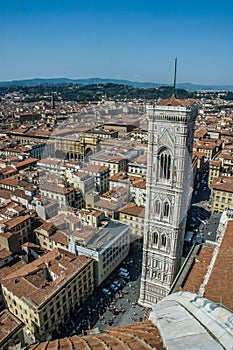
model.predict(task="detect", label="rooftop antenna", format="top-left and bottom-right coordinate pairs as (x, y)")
top-left (173, 57), bottom-right (177, 98)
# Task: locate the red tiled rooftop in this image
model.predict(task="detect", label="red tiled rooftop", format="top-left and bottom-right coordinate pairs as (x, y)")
top-left (212, 176), bottom-right (233, 193)
top-left (0, 309), bottom-right (23, 346)
top-left (156, 94), bottom-right (190, 107)
top-left (119, 203), bottom-right (145, 218)
top-left (182, 245), bottom-right (214, 293)
top-left (204, 220), bottom-right (233, 311)
top-left (26, 321), bottom-right (164, 349)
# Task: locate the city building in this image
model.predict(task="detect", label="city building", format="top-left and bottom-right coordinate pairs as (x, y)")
top-left (34, 196), bottom-right (58, 220)
top-left (194, 139), bottom-right (222, 160)
top-left (92, 186), bottom-right (130, 219)
top-left (40, 181), bottom-right (84, 209)
top-left (209, 149), bottom-right (233, 186)
top-left (0, 209), bottom-right (36, 253)
top-left (109, 172), bottom-right (146, 206)
top-left (25, 292), bottom-right (233, 350)
top-left (79, 208), bottom-right (105, 227)
top-left (79, 165), bottom-right (110, 194)
top-left (211, 176), bottom-right (233, 213)
top-left (1, 249), bottom-right (94, 342)
top-left (74, 219), bottom-right (130, 286)
top-left (127, 153), bottom-right (147, 176)
top-left (139, 95), bottom-right (197, 306)
top-left (103, 122), bottom-right (139, 137)
top-left (118, 202), bottom-right (145, 241)
top-left (65, 169), bottom-right (96, 198)
top-left (0, 309), bottom-right (25, 349)
top-left (89, 151), bottom-right (127, 176)
top-left (34, 221), bottom-right (69, 252)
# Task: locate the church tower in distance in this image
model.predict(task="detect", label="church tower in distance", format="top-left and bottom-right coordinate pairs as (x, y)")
top-left (139, 94), bottom-right (198, 306)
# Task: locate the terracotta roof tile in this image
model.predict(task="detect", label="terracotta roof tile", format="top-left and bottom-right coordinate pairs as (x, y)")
top-left (204, 220), bottom-right (233, 310)
top-left (0, 309), bottom-right (23, 346)
top-left (182, 246), bottom-right (214, 293)
top-left (156, 95), bottom-right (190, 107)
top-left (26, 321), bottom-right (164, 349)
top-left (212, 176), bottom-right (233, 193)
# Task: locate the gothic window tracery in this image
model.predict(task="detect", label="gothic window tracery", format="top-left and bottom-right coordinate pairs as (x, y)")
top-left (159, 148), bottom-right (171, 180)
top-left (161, 234), bottom-right (167, 248)
top-left (154, 199), bottom-right (160, 216)
top-left (163, 201), bottom-right (170, 218)
top-left (152, 232), bottom-right (158, 245)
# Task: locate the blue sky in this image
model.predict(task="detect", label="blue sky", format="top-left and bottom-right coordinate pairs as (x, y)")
top-left (1, 0), bottom-right (233, 85)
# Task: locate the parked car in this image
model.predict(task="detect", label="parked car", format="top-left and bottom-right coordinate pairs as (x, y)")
top-left (119, 267), bottom-right (128, 274)
top-left (102, 288), bottom-right (111, 296)
top-left (113, 281), bottom-right (121, 288)
top-left (193, 235), bottom-right (204, 244)
top-left (119, 271), bottom-right (130, 279)
top-left (110, 284), bottom-right (118, 292)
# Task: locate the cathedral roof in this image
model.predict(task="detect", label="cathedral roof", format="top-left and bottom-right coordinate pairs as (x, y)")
top-left (150, 291), bottom-right (233, 350)
top-left (27, 320), bottom-right (164, 350)
top-left (26, 292), bottom-right (233, 350)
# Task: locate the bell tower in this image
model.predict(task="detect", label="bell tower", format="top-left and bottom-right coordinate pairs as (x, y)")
top-left (139, 91), bottom-right (197, 306)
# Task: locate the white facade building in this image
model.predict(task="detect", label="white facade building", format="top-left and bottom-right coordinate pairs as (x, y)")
top-left (75, 219), bottom-right (130, 286)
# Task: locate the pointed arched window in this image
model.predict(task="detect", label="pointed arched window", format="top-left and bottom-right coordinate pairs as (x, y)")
top-left (152, 232), bottom-right (158, 245)
top-left (159, 149), bottom-right (172, 180)
top-left (163, 201), bottom-right (170, 218)
top-left (161, 234), bottom-right (167, 247)
top-left (154, 200), bottom-right (160, 215)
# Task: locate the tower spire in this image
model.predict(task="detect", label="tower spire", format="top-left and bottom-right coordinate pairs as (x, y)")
top-left (173, 57), bottom-right (177, 98)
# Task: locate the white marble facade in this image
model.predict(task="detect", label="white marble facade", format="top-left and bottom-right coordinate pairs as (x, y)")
top-left (139, 100), bottom-right (197, 306)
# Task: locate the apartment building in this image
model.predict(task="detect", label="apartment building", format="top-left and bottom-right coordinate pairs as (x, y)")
top-left (65, 169), bottom-right (95, 196)
top-left (209, 160), bottom-right (221, 187)
top-left (0, 210), bottom-right (35, 253)
top-left (85, 127), bottom-right (119, 139)
top-left (211, 176), bottom-right (233, 213)
top-left (0, 248), bottom-right (17, 311)
top-left (0, 247), bottom-right (15, 268)
top-left (0, 166), bottom-right (17, 180)
top-left (40, 182), bottom-right (84, 209)
top-left (109, 172), bottom-right (146, 206)
top-left (34, 196), bottom-right (58, 220)
top-left (103, 122), bottom-right (138, 137)
top-left (118, 202), bottom-right (145, 241)
top-left (1, 249), bottom-right (94, 342)
top-left (127, 153), bottom-right (147, 176)
top-left (89, 186), bottom-right (129, 219)
top-left (37, 158), bottom-right (67, 174)
top-left (89, 151), bottom-right (127, 177)
top-left (0, 309), bottom-right (25, 349)
top-left (34, 222), bottom-right (69, 252)
top-left (0, 174), bottom-right (37, 193)
top-left (10, 157), bottom-right (38, 172)
top-left (78, 165), bottom-right (110, 194)
top-left (194, 139), bottom-right (222, 160)
top-left (79, 208), bottom-right (105, 227)
top-left (209, 149), bottom-right (233, 186)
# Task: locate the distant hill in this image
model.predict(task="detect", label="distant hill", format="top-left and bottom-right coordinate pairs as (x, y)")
top-left (0, 77), bottom-right (233, 92)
